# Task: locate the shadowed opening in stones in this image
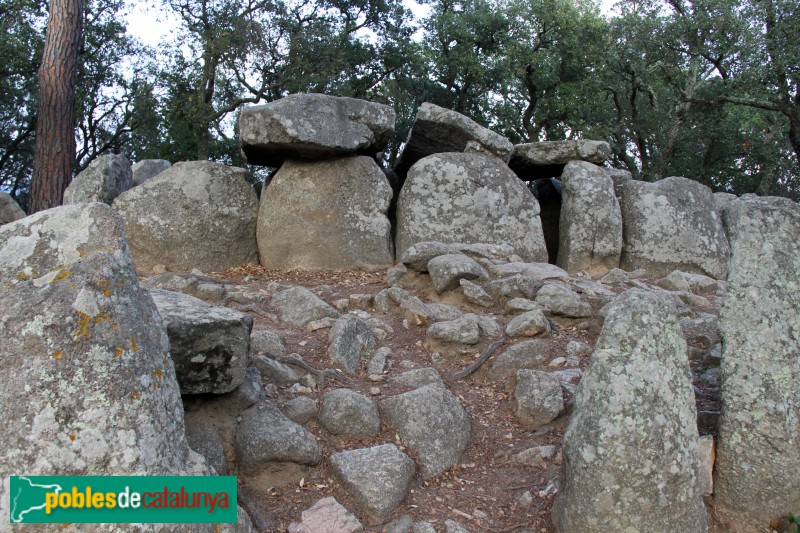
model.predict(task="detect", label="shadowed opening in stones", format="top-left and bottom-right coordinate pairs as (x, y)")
top-left (533, 177), bottom-right (562, 264)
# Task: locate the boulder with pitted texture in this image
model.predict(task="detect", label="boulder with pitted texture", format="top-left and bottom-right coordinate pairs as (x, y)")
top-left (396, 152), bottom-right (547, 263)
top-left (257, 156), bottom-right (393, 270)
top-left (714, 196), bottom-right (800, 531)
top-left (0, 203), bottom-right (214, 530)
top-left (63, 154), bottom-right (132, 205)
top-left (113, 161), bottom-right (259, 273)
top-left (618, 176), bottom-right (729, 279)
top-left (552, 289), bottom-right (707, 532)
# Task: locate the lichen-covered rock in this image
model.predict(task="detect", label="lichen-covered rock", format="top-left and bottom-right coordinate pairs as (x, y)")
top-left (618, 176), bottom-right (729, 279)
top-left (427, 253), bottom-right (489, 293)
top-left (0, 203), bottom-right (212, 528)
top-left (251, 328), bottom-right (286, 356)
top-left (488, 340), bottom-right (553, 381)
top-left (394, 102), bottom-right (513, 174)
top-left (556, 161), bottom-right (622, 276)
top-left (505, 309), bottom-right (549, 338)
top-left (0, 192), bottom-right (25, 224)
top-left (329, 444), bottom-right (415, 521)
top-left (270, 286), bottom-right (340, 326)
top-left (149, 289), bottom-right (252, 394)
top-left (132, 159), bottom-right (171, 186)
top-left (381, 384), bottom-right (471, 478)
top-left (240, 94), bottom-right (395, 167)
top-left (113, 160), bottom-right (259, 273)
top-left (714, 196), bottom-right (800, 530)
top-left (459, 278), bottom-right (494, 307)
top-left (535, 283), bottom-right (592, 318)
top-left (257, 156), bottom-right (393, 270)
top-left (513, 370), bottom-right (563, 429)
top-left (63, 154), bottom-right (132, 205)
top-left (328, 314), bottom-right (376, 374)
top-left (396, 152), bottom-right (547, 262)
top-left (319, 388), bottom-right (380, 440)
top-left (489, 262), bottom-right (569, 281)
top-left (399, 241), bottom-right (453, 271)
top-left (552, 289), bottom-right (706, 532)
top-left (235, 401), bottom-right (322, 475)
top-left (508, 140), bottom-right (611, 182)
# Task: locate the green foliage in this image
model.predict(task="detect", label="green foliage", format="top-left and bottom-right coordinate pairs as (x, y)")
top-left (0, 0), bottom-right (799, 201)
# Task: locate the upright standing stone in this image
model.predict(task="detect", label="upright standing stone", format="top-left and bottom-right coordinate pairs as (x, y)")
top-left (396, 152), bottom-right (547, 262)
top-left (63, 154), bottom-right (132, 205)
top-left (258, 156), bottom-right (393, 270)
top-left (0, 203), bottom-right (211, 527)
top-left (239, 94), bottom-right (395, 167)
top-left (552, 289), bottom-right (707, 532)
top-left (556, 161), bottom-right (622, 276)
top-left (618, 176), bottom-right (729, 278)
top-left (113, 161), bottom-right (260, 273)
top-left (714, 196), bottom-right (800, 530)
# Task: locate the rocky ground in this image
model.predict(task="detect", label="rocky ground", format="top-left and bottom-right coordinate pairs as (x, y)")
top-left (162, 255), bottom-right (725, 533)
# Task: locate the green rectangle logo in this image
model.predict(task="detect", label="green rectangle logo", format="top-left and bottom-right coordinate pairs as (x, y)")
top-left (9, 476), bottom-right (237, 524)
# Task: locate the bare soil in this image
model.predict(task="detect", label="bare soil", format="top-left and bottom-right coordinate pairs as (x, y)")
top-left (205, 264), bottom-right (724, 533)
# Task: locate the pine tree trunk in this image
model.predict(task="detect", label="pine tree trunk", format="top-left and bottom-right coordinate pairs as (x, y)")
top-left (28, 0), bottom-right (84, 214)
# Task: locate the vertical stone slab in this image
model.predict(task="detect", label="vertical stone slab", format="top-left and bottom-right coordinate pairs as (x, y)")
top-left (553, 289), bottom-right (707, 532)
top-left (714, 196), bottom-right (800, 530)
top-left (556, 161), bottom-right (622, 276)
top-left (258, 156), bottom-right (394, 270)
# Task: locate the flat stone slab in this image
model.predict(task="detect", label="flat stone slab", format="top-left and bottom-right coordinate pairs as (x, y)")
top-left (508, 140), bottom-right (611, 181)
top-left (394, 103), bottom-right (513, 175)
top-left (240, 93), bottom-right (395, 167)
top-left (149, 289), bottom-right (252, 394)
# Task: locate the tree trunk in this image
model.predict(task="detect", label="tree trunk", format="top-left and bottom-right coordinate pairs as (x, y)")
top-left (28, 0), bottom-right (84, 214)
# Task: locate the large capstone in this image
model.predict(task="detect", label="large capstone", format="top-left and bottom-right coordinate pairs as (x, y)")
top-left (552, 289), bottom-right (707, 532)
top-left (0, 203), bottom-right (212, 527)
top-left (509, 140), bottom-right (611, 182)
top-left (149, 289), bottom-right (252, 394)
top-left (618, 176), bottom-right (729, 279)
top-left (113, 160), bottom-right (259, 273)
top-left (239, 93), bottom-right (395, 167)
top-left (714, 196), bottom-right (800, 530)
top-left (63, 154), bottom-right (133, 205)
top-left (396, 152), bottom-right (546, 262)
top-left (556, 161), bottom-right (622, 276)
top-left (393, 102), bottom-right (513, 175)
top-left (257, 156), bottom-right (393, 270)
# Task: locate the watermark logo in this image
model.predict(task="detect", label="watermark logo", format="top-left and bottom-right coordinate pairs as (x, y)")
top-left (9, 476), bottom-right (237, 524)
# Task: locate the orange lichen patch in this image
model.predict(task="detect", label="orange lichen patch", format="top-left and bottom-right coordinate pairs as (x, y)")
top-left (97, 279), bottom-right (113, 296)
top-left (53, 270), bottom-right (71, 282)
top-left (111, 323), bottom-right (119, 329)
top-left (151, 367), bottom-right (164, 390)
top-left (115, 346), bottom-right (125, 358)
top-left (68, 434), bottom-right (76, 442)
top-left (51, 350), bottom-right (63, 359)
top-left (76, 246), bottom-right (87, 257)
top-left (16, 272), bottom-right (30, 280)
top-left (74, 312), bottom-right (92, 340)
top-left (129, 338), bottom-right (139, 352)
top-left (93, 311), bottom-right (111, 324)
top-left (131, 391), bottom-right (141, 400)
